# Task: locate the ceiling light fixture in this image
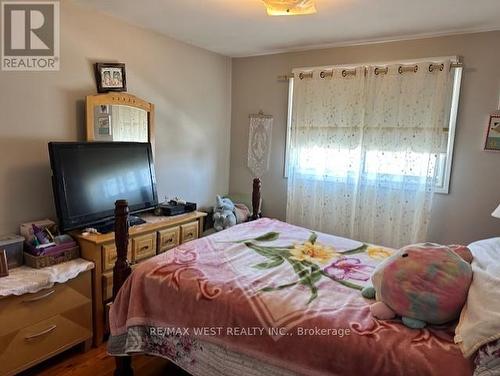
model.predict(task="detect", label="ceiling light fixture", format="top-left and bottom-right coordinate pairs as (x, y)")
top-left (261, 0), bottom-right (317, 16)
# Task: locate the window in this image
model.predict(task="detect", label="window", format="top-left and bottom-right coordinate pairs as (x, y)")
top-left (284, 64), bottom-right (463, 194)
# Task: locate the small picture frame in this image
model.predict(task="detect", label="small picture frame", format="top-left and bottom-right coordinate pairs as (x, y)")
top-left (484, 114), bottom-right (500, 151)
top-left (0, 250), bottom-right (9, 277)
top-left (99, 105), bottom-right (109, 114)
top-left (94, 63), bottom-right (127, 93)
top-left (97, 115), bottom-right (112, 136)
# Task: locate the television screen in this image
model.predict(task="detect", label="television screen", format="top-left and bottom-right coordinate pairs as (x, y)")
top-left (49, 142), bottom-right (157, 231)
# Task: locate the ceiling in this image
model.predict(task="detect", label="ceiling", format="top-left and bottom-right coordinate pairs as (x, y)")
top-left (75, 0), bottom-right (500, 57)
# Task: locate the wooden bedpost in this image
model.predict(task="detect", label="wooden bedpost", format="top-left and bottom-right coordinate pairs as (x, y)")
top-left (251, 178), bottom-right (262, 220)
top-left (112, 199), bottom-right (133, 376)
top-left (113, 199), bottom-right (131, 299)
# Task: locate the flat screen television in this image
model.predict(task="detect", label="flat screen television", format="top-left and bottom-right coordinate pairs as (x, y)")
top-left (49, 142), bottom-right (158, 231)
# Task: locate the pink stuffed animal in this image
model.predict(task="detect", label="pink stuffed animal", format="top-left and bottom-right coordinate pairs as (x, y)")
top-left (362, 243), bottom-right (473, 329)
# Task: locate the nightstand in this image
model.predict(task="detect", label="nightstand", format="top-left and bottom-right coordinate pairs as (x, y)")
top-left (0, 259), bottom-right (93, 376)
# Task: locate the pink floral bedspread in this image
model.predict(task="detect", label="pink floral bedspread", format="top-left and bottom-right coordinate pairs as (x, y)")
top-left (109, 218), bottom-right (473, 376)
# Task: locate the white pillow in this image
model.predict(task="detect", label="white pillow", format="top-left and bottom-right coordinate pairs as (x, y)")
top-left (455, 237), bottom-right (500, 357)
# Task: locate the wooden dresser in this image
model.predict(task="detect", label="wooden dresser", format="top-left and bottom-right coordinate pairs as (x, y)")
top-left (0, 269), bottom-right (92, 375)
top-left (73, 211), bottom-right (207, 346)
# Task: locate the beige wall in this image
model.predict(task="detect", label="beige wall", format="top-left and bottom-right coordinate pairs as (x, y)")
top-left (230, 31), bottom-right (500, 245)
top-left (0, 0), bottom-right (231, 235)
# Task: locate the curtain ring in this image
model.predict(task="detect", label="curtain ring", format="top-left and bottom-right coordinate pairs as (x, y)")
top-left (428, 63), bottom-right (444, 72)
top-left (320, 70), bottom-right (333, 79)
top-left (398, 65), bottom-right (419, 74)
top-left (298, 72), bottom-right (313, 80)
top-left (374, 67), bottom-right (388, 76)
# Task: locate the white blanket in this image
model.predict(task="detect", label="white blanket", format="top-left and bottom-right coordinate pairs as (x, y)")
top-left (455, 237), bottom-right (500, 357)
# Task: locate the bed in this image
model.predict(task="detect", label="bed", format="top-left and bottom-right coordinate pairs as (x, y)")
top-left (107, 195), bottom-right (476, 376)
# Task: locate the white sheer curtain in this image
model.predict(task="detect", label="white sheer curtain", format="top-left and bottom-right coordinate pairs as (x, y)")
top-left (286, 61), bottom-right (454, 248)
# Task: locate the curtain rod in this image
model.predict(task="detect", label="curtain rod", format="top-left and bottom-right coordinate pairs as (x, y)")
top-left (277, 61), bottom-right (463, 81)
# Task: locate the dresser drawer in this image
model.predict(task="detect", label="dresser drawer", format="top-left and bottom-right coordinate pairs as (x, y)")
top-left (180, 221), bottom-right (199, 243)
top-left (158, 226), bottom-right (180, 253)
top-left (102, 264), bottom-right (138, 302)
top-left (102, 271), bottom-right (113, 302)
top-left (0, 306), bottom-right (92, 376)
top-left (132, 233), bottom-right (157, 262)
top-left (0, 271), bottom-right (92, 337)
top-left (102, 243), bottom-right (132, 272)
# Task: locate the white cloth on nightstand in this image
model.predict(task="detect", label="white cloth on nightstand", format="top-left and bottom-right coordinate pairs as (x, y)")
top-left (0, 258), bottom-right (94, 297)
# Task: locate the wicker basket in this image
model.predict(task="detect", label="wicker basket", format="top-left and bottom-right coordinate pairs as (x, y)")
top-left (23, 246), bottom-right (80, 269)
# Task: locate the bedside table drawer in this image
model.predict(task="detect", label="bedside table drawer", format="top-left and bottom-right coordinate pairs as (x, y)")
top-left (0, 306), bottom-right (92, 376)
top-left (158, 227), bottom-right (180, 253)
top-left (180, 222), bottom-right (199, 243)
top-left (132, 233), bottom-right (157, 262)
top-left (102, 243), bottom-right (132, 272)
top-left (0, 271), bottom-right (92, 337)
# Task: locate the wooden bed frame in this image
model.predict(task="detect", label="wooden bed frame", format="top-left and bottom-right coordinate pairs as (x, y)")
top-left (111, 178), bottom-right (262, 376)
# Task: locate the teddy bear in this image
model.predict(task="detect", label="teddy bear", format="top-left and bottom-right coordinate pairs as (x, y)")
top-left (213, 195), bottom-right (237, 232)
top-left (361, 243), bottom-right (473, 329)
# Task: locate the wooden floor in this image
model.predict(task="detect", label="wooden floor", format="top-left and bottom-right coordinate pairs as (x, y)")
top-left (18, 342), bottom-right (190, 376)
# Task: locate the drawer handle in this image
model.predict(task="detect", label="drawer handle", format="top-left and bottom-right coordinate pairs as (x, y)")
top-left (140, 245), bottom-right (150, 251)
top-left (23, 289), bottom-right (55, 303)
top-left (25, 324), bottom-right (57, 340)
top-left (164, 237), bottom-right (173, 245)
top-left (187, 232), bottom-right (194, 237)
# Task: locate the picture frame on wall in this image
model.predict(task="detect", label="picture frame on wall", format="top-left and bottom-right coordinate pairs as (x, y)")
top-left (94, 63), bottom-right (127, 93)
top-left (484, 114), bottom-right (500, 151)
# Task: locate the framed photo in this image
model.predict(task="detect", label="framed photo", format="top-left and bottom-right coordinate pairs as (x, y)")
top-left (98, 105), bottom-right (109, 114)
top-left (94, 63), bottom-right (127, 93)
top-left (0, 250), bottom-right (8, 277)
top-left (97, 115), bottom-right (112, 136)
top-left (484, 114), bottom-right (500, 151)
